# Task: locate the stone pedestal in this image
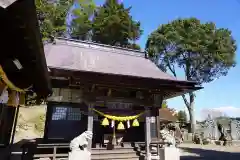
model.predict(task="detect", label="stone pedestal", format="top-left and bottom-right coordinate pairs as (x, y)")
top-left (68, 150), bottom-right (91, 160)
top-left (159, 147), bottom-right (180, 160)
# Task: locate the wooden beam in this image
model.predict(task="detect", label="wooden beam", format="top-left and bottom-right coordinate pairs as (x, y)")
top-left (50, 68), bottom-right (199, 92)
top-left (53, 77), bottom-right (186, 97)
top-left (83, 92), bottom-right (153, 106)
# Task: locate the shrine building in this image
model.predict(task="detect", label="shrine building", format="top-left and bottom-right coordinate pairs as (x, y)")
top-left (43, 38), bottom-right (201, 151)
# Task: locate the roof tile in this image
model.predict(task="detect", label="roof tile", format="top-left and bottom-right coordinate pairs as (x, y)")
top-left (44, 39), bottom-right (177, 81)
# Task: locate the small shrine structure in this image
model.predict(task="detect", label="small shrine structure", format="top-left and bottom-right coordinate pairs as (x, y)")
top-left (43, 38), bottom-right (202, 159)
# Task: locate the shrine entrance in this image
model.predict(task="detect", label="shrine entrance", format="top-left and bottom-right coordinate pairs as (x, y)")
top-left (87, 101), bottom-right (146, 148)
top-left (44, 101), bottom-right (147, 146)
top-left (92, 111), bottom-right (145, 148)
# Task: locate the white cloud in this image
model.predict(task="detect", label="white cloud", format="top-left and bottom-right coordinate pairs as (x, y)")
top-left (200, 106), bottom-right (240, 120)
top-left (212, 106), bottom-right (240, 112)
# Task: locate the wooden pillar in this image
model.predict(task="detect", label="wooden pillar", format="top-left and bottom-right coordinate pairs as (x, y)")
top-left (43, 104), bottom-right (53, 141)
top-left (145, 107), bottom-right (151, 160)
top-left (156, 97), bottom-right (163, 140)
top-left (156, 115), bottom-right (161, 139)
top-left (87, 103), bottom-right (94, 150)
top-left (10, 105), bottom-right (20, 145)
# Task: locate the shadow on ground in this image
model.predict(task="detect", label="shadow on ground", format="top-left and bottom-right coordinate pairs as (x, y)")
top-left (181, 147), bottom-right (240, 160)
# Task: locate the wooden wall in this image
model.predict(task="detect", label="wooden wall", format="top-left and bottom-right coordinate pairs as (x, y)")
top-left (44, 102), bottom-right (87, 142)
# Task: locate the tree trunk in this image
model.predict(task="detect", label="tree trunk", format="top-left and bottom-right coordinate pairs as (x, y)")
top-left (182, 93), bottom-right (195, 134)
top-left (188, 92), bottom-right (195, 133)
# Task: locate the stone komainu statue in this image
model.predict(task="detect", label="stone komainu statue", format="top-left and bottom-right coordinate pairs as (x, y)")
top-left (159, 129), bottom-right (176, 147)
top-left (68, 131), bottom-right (93, 160)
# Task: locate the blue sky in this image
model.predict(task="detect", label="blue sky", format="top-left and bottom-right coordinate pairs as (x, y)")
top-left (93, 0), bottom-right (240, 119)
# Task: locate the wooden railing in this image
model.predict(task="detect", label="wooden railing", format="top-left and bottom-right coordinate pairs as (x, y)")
top-left (21, 143), bottom-right (70, 160)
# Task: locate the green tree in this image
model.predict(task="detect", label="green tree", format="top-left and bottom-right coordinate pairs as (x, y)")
top-left (70, 0), bottom-right (96, 40)
top-left (126, 43), bottom-right (141, 51)
top-left (91, 0), bottom-right (142, 48)
top-left (177, 110), bottom-right (187, 127)
top-left (36, 0), bottom-right (73, 41)
top-left (162, 100), bottom-right (168, 108)
top-left (146, 18), bottom-right (237, 133)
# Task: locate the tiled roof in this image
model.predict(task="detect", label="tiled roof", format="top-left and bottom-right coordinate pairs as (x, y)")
top-left (159, 108), bottom-right (178, 122)
top-left (44, 39), bottom-right (178, 81)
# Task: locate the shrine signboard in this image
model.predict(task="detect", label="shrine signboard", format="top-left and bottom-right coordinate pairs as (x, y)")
top-left (106, 101), bottom-right (133, 110)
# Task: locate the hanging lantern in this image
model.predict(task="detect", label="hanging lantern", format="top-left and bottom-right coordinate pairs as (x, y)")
top-left (101, 117), bottom-right (109, 126)
top-left (111, 120), bottom-right (115, 128)
top-left (132, 119), bottom-right (139, 127)
top-left (117, 122), bottom-right (125, 130)
top-left (127, 120), bottom-right (130, 128)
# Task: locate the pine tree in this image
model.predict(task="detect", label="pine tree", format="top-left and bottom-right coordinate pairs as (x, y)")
top-left (36, 0), bottom-right (73, 41)
top-left (177, 110), bottom-right (188, 127)
top-left (91, 0), bottom-right (142, 49)
top-left (70, 0), bottom-right (96, 40)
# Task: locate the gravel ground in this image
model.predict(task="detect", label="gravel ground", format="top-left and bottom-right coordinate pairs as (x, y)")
top-left (179, 143), bottom-right (240, 160)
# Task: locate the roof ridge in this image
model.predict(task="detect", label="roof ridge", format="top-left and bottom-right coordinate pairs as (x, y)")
top-left (54, 37), bottom-right (146, 58)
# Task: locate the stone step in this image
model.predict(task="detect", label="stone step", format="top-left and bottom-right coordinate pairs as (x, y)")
top-left (92, 149), bottom-right (137, 155)
top-left (33, 152), bottom-right (138, 157)
top-left (91, 146), bottom-right (140, 160)
top-left (32, 149), bottom-right (139, 159)
top-left (92, 158), bottom-right (140, 160)
top-left (91, 153), bottom-right (140, 160)
top-left (56, 158), bottom-right (140, 160)
top-left (92, 147), bottom-right (136, 154)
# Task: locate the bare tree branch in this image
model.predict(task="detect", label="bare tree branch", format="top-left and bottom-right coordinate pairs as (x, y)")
top-left (166, 59), bottom-right (177, 77)
top-left (182, 94), bottom-right (190, 108)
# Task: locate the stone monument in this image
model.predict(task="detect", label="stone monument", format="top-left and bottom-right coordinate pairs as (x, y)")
top-left (231, 120), bottom-right (240, 140)
top-left (68, 131), bottom-right (93, 160)
top-left (203, 115), bottom-right (219, 140)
